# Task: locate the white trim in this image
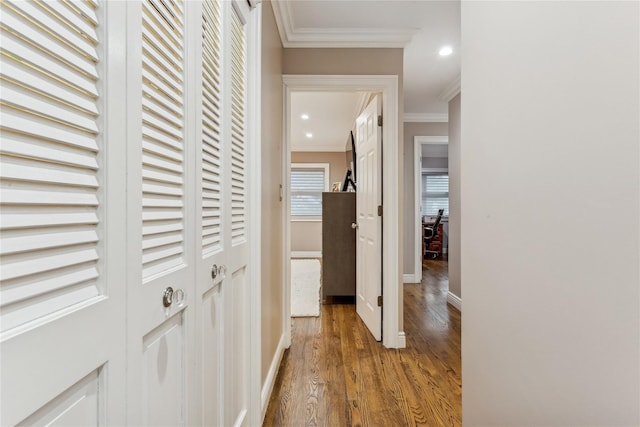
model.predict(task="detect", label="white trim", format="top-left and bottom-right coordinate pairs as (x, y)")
top-left (247, 4), bottom-right (263, 426)
top-left (422, 168), bottom-right (449, 173)
top-left (283, 74), bottom-right (403, 349)
top-left (403, 273), bottom-right (420, 283)
top-left (447, 292), bottom-right (462, 311)
top-left (291, 145), bottom-right (348, 153)
top-left (282, 27), bottom-right (416, 48)
top-left (414, 136), bottom-right (448, 282)
top-left (270, 1), bottom-right (416, 48)
top-left (290, 218), bottom-right (322, 222)
top-left (415, 136), bottom-right (448, 144)
top-left (439, 75), bottom-right (461, 102)
top-left (291, 251), bottom-right (322, 259)
top-left (260, 334), bottom-right (286, 422)
top-left (270, 0), bottom-right (294, 50)
top-left (353, 92), bottom-right (370, 124)
top-left (404, 113), bottom-right (449, 123)
top-left (397, 332), bottom-right (406, 348)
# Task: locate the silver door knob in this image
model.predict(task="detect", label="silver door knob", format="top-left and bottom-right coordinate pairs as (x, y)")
top-left (163, 287), bottom-right (174, 307)
top-left (351, 222), bottom-right (359, 230)
top-left (211, 264), bottom-right (219, 279)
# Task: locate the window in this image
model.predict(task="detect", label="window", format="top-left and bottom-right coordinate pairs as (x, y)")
top-left (422, 173), bottom-right (449, 216)
top-left (291, 164), bottom-right (329, 219)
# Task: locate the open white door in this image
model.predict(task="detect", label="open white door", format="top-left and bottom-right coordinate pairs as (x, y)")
top-left (194, 0), bottom-right (252, 425)
top-left (355, 95), bottom-right (383, 341)
top-left (0, 1), bottom-right (126, 424)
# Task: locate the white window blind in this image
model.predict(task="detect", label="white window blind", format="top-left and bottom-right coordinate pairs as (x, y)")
top-left (291, 167), bottom-right (327, 217)
top-left (422, 173), bottom-right (449, 216)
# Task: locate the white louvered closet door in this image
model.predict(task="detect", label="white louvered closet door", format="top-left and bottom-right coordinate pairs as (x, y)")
top-left (0, 0), bottom-right (127, 425)
top-left (223, 2), bottom-right (251, 426)
top-left (193, 0), bottom-right (252, 425)
top-left (124, 0), bottom-right (196, 425)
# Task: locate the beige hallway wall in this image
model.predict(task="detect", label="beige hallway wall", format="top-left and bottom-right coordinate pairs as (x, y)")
top-left (260, 0), bottom-right (284, 387)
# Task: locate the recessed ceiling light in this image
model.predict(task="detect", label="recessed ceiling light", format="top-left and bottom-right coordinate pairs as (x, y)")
top-left (301, 114), bottom-right (309, 120)
top-left (305, 133), bottom-right (313, 138)
top-left (439, 46), bottom-right (453, 56)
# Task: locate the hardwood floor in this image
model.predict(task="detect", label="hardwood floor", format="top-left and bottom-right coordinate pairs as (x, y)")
top-left (263, 259), bottom-right (461, 427)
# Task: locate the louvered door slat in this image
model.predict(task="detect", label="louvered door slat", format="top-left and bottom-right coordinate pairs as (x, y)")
top-left (1, 37), bottom-right (97, 99)
top-left (141, 0), bottom-right (185, 278)
top-left (1, 109), bottom-right (99, 151)
top-left (201, 0), bottom-right (222, 254)
top-left (2, 61), bottom-right (98, 115)
top-left (1, 211), bottom-right (98, 230)
top-left (143, 141), bottom-right (183, 162)
top-left (2, 85), bottom-right (98, 133)
top-left (1, 11), bottom-right (98, 80)
top-left (63, 0), bottom-right (99, 27)
top-left (0, 0), bottom-right (102, 333)
top-left (1, 162), bottom-right (98, 188)
top-left (229, 7), bottom-right (246, 245)
top-left (36, 0), bottom-right (98, 44)
top-left (4, 1), bottom-right (98, 61)
top-left (2, 134), bottom-right (98, 169)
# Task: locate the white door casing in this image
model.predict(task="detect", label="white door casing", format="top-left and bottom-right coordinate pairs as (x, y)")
top-left (282, 75), bottom-right (403, 349)
top-left (355, 95), bottom-right (383, 341)
top-left (413, 136), bottom-right (448, 282)
top-left (0, 0), bottom-right (127, 425)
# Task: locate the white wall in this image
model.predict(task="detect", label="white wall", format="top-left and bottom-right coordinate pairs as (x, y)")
top-left (461, 2), bottom-right (639, 425)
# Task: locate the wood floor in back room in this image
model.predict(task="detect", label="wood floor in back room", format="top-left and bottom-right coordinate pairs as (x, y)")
top-left (262, 258), bottom-right (461, 427)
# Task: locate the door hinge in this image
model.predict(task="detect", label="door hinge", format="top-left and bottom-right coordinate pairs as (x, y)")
top-left (377, 296), bottom-right (383, 307)
top-left (378, 205), bottom-right (383, 216)
top-left (378, 115), bottom-right (383, 127)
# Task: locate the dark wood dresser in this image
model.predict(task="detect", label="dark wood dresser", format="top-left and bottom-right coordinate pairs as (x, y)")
top-left (322, 192), bottom-right (356, 300)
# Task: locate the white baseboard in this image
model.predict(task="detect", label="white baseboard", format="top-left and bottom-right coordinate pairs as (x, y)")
top-left (403, 273), bottom-right (420, 283)
top-left (261, 334), bottom-right (286, 422)
top-left (396, 331), bottom-right (406, 348)
top-left (447, 291), bottom-right (462, 311)
top-left (291, 251), bottom-right (322, 259)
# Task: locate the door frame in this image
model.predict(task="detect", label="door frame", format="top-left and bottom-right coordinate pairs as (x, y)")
top-left (282, 74), bottom-right (404, 349)
top-left (413, 136), bottom-right (449, 281)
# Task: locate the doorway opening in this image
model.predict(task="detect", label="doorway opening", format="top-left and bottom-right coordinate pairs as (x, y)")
top-left (282, 75), bottom-right (403, 349)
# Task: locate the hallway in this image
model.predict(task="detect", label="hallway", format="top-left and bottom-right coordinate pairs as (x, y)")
top-left (263, 259), bottom-right (461, 426)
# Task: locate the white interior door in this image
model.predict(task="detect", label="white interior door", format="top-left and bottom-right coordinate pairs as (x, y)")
top-left (125, 0), bottom-right (196, 424)
top-left (355, 95), bottom-right (383, 341)
top-left (0, 0), bottom-right (127, 425)
top-left (194, 1), bottom-right (252, 426)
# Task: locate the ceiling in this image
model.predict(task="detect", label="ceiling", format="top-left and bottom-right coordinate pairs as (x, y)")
top-left (290, 91), bottom-right (367, 152)
top-left (272, 0), bottom-right (461, 117)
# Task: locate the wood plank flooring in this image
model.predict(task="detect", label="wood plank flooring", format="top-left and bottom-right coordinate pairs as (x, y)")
top-left (263, 259), bottom-right (461, 427)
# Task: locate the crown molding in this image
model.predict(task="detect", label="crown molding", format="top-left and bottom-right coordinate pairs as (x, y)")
top-left (439, 75), bottom-right (461, 102)
top-left (403, 113), bottom-right (448, 123)
top-left (271, 1), bottom-right (416, 48)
